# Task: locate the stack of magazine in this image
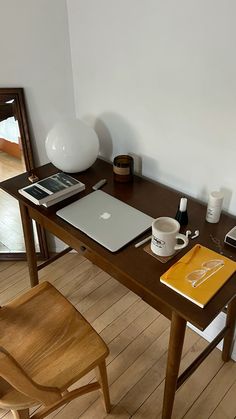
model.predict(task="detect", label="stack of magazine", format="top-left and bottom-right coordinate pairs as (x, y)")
top-left (18, 172), bottom-right (85, 207)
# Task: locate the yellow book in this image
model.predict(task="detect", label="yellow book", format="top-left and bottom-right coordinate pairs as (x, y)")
top-left (160, 244), bottom-right (236, 308)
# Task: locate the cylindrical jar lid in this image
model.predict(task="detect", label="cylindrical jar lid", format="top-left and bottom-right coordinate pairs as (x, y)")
top-left (208, 191), bottom-right (224, 206)
top-left (113, 155), bottom-right (133, 167)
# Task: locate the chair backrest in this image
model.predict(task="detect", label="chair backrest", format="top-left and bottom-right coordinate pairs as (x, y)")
top-left (0, 346), bottom-right (62, 409)
top-left (0, 281), bottom-right (110, 419)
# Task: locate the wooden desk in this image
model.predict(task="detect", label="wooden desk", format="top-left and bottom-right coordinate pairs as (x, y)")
top-left (1, 158), bottom-right (236, 418)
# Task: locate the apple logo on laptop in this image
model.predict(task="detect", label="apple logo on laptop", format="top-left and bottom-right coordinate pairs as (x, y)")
top-left (99, 212), bottom-right (111, 220)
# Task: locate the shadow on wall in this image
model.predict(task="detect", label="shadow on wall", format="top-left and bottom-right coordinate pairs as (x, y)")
top-left (198, 186), bottom-right (232, 214)
top-left (83, 111), bottom-right (138, 156)
top-left (95, 112), bottom-right (145, 175)
top-left (83, 112), bottom-right (158, 176)
top-left (94, 116), bottom-right (113, 160)
top-left (82, 112), bottom-right (161, 180)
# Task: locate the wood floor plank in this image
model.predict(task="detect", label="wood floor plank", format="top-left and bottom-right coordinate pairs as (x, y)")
top-left (100, 299), bottom-right (150, 343)
top-left (110, 327), bottom-right (170, 405)
top-left (0, 260), bottom-right (26, 281)
top-left (183, 358), bottom-right (236, 418)
top-left (210, 379), bottom-right (236, 418)
top-left (170, 348), bottom-right (224, 418)
top-left (0, 254), bottom-right (236, 419)
top-left (38, 252), bottom-right (85, 282)
top-left (130, 337), bottom-right (209, 419)
top-left (106, 306), bottom-right (162, 366)
top-left (119, 328), bottom-right (201, 416)
top-left (0, 274), bottom-right (30, 304)
top-left (54, 259), bottom-right (102, 299)
top-left (40, 256), bottom-right (92, 290)
top-left (0, 260), bottom-right (20, 272)
top-left (71, 271), bottom-right (112, 309)
top-left (91, 290), bottom-right (140, 333)
top-left (80, 281), bottom-right (129, 325)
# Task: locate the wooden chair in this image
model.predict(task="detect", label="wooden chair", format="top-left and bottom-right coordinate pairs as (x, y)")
top-left (0, 281), bottom-right (111, 419)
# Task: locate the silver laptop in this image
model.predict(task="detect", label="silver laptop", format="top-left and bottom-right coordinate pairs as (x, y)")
top-left (56, 190), bottom-right (154, 252)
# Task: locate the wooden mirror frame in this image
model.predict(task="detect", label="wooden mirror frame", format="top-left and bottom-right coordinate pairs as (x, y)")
top-left (0, 87), bottom-right (49, 260)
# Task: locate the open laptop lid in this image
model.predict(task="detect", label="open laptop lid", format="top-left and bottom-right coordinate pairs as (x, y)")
top-left (56, 190), bottom-right (154, 252)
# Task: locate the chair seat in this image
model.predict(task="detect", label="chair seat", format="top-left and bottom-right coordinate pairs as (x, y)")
top-left (0, 281), bottom-right (109, 408)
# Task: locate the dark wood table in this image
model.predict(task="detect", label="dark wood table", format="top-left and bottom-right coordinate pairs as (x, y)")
top-left (1, 158), bottom-right (236, 418)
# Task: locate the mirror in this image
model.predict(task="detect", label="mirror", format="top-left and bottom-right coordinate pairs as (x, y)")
top-left (0, 88), bottom-right (48, 260)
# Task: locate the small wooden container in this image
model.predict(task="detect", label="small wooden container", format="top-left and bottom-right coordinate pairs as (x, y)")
top-left (113, 155), bottom-right (134, 183)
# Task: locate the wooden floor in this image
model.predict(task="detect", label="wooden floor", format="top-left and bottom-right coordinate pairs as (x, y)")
top-left (0, 151), bottom-right (26, 252)
top-left (0, 150), bottom-right (25, 181)
top-left (0, 151), bottom-right (39, 253)
top-left (0, 253), bottom-right (236, 419)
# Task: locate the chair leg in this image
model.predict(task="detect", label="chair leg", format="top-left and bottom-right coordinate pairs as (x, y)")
top-left (96, 360), bottom-right (111, 413)
top-left (11, 409), bottom-right (30, 419)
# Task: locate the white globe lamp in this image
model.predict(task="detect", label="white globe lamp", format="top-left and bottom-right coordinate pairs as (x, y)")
top-left (45, 119), bottom-right (99, 173)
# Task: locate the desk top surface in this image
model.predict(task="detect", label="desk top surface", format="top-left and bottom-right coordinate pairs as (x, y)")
top-left (1, 158), bottom-right (236, 330)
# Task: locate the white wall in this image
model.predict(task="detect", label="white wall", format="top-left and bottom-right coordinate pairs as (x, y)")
top-left (67, 0), bottom-right (236, 215)
top-left (0, 0), bottom-right (75, 165)
top-left (67, 0), bottom-right (236, 353)
top-left (0, 0), bottom-right (75, 251)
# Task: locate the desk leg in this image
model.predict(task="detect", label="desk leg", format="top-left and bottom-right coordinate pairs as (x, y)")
top-left (162, 312), bottom-right (186, 419)
top-left (19, 203), bottom-right (39, 287)
top-left (222, 296), bottom-right (236, 362)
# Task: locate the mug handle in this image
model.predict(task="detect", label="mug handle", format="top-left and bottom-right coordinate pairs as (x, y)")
top-left (174, 233), bottom-right (189, 251)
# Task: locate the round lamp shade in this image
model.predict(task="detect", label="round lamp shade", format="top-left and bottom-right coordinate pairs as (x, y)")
top-left (45, 119), bottom-right (99, 173)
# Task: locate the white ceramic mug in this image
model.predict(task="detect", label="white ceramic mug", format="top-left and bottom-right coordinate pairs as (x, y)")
top-left (151, 217), bottom-right (188, 257)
